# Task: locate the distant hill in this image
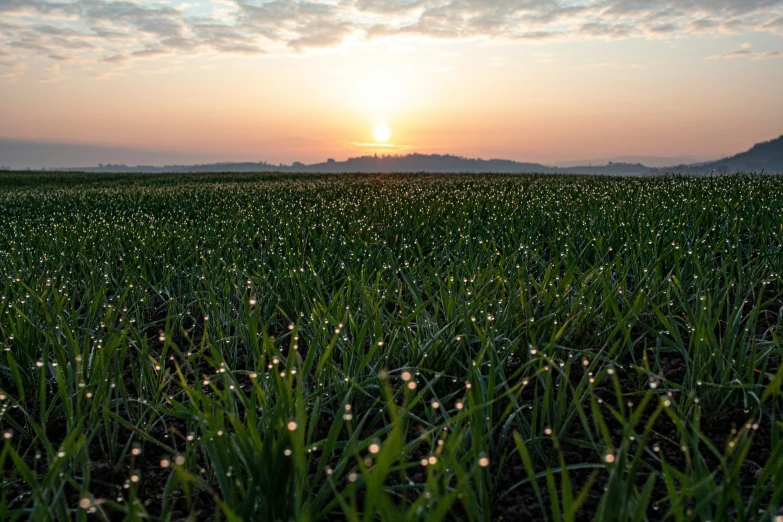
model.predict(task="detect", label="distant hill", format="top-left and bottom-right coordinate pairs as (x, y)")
top-left (6, 134), bottom-right (781, 175)
top-left (554, 155), bottom-right (710, 168)
top-left (295, 154), bottom-right (559, 174)
top-left (663, 135), bottom-right (783, 174)
top-left (55, 153), bottom-right (653, 175)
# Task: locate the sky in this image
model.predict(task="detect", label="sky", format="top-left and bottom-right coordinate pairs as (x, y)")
top-left (1, 0), bottom-right (783, 168)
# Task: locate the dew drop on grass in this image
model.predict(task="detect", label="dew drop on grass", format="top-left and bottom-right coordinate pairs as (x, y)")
top-left (479, 452), bottom-right (489, 467)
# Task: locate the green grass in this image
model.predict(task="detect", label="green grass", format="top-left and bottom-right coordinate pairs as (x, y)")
top-left (0, 171), bottom-right (782, 521)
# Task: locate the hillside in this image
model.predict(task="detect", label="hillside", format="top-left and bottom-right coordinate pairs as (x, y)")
top-left (665, 135), bottom-right (783, 173)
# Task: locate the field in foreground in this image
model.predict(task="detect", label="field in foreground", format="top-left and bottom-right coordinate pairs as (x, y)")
top-left (1, 172), bottom-right (782, 521)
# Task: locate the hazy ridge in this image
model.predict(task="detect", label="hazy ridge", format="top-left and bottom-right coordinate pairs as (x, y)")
top-left (2, 135), bottom-right (781, 175)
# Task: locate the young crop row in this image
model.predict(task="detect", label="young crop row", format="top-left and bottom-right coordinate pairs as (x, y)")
top-left (0, 172), bottom-right (781, 521)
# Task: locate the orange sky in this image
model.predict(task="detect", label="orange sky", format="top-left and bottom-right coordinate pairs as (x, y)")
top-left (1, 0), bottom-right (782, 167)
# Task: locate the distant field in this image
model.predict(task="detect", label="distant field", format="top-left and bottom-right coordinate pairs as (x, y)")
top-left (1, 172), bottom-right (782, 521)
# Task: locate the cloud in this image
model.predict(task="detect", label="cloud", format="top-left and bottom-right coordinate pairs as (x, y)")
top-left (708, 45), bottom-right (782, 60)
top-left (708, 49), bottom-right (754, 59)
top-left (687, 18), bottom-right (719, 31)
top-left (354, 0), bottom-right (425, 14)
top-left (578, 21), bottom-right (634, 39)
top-left (754, 50), bottom-right (782, 59)
top-left (0, 0), bottom-right (781, 79)
top-left (189, 22), bottom-right (264, 54)
top-left (236, 0), bottom-right (357, 49)
top-left (39, 61), bottom-right (66, 81)
top-left (764, 16), bottom-right (783, 31)
top-left (89, 71), bottom-right (124, 79)
top-left (0, 62), bottom-right (27, 80)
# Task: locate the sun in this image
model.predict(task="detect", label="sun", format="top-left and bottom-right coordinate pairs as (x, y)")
top-left (372, 124), bottom-right (392, 143)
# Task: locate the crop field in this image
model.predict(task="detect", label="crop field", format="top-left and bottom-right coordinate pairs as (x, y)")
top-left (1, 171), bottom-right (783, 521)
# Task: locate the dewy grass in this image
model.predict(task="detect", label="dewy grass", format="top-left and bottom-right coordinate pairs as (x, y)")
top-left (0, 171), bottom-right (781, 521)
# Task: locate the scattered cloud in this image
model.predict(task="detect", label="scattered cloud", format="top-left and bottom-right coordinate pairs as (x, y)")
top-left (709, 49), bottom-right (754, 59)
top-left (0, 0), bottom-right (781, 78)
top-left (89, 71), bottom-right (125, 80)
top-left (754, 49), bottom-right (782, 59)
top-left (687, 19), bottom-right (719, 32)
top-left (0, 60), bottom-right (27, 80)
top-left (39, 62), bottom-right (66, 81)
top-left (708, 44), bottom-right (782, 60)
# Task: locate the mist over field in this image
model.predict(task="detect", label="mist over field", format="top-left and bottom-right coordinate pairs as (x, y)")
top-left (3, 135), bottom-right (783, 175)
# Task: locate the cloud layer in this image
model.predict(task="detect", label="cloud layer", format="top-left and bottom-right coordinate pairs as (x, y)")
top-left (1, 0), bottom-right (782, 79)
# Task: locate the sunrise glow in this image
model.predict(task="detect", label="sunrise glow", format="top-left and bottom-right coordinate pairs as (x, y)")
top-left (0, 1), bottom-right (781, 168)
top-left (372, 125), bottom-right (392, 143)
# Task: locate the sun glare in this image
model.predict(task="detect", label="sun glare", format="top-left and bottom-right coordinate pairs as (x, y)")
top-left (373, 124), bottom-right (392, 143)
top-left (358, 74), bottom-right (406, 112)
